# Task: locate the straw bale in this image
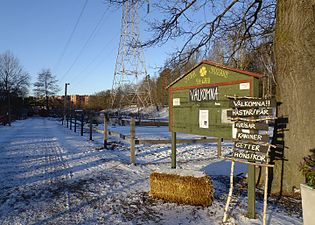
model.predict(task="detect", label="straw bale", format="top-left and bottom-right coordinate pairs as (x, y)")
top-left (150, 171), bottom-right (214, 207)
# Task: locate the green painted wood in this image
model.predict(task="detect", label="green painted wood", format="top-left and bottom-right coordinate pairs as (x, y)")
top-left (170, 63), bottom-right (260, 139)
top-left (168, 62), bottom-right (262, 218)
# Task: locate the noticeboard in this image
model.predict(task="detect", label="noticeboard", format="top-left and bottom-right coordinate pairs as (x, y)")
top-left (167, 60), bottom-right (263, 139)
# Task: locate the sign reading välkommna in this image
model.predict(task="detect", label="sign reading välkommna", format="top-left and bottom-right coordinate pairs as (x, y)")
top-left (189, 87), bottom-right (218, 102)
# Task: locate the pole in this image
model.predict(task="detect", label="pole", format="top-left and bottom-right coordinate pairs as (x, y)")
top-left (130, 117), bottom-right (136, 164)
top-left (263, 166), bottom-right (269, 225)
top-left (223, 160), bottom-right (235, 222)
top-left (248, 166), bottom-right (256, 218)
top-left (217, 137), bottom-right (222, 158)
top-left (104, 114), bottom-right (108, 149)
top-left (7, 91), bottom-right (11, 126)
top-left (171, 132), bottom-right (177, 168)
top-left (89, 113), bottom-right (93, 141)
top-left (81, 112), bottom-right (84, 136)
top-left (70, 112), bottom-right (72, 130)
top-left (63, 83), bottom-right (70, 124)
top-left (74, 113), bottom-right (77, 132)
top-left (248, 119), bottom-right (256, 219)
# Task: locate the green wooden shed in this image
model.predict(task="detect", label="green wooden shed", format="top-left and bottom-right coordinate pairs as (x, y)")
top-left (167, 60), bottom-right (263, 139)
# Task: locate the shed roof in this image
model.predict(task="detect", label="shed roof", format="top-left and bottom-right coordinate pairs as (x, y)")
top-left (166, 60), bottom-right (264, 89)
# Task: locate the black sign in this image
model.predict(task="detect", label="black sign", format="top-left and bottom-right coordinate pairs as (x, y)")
top-left (229, 98), bottom-right (276, 108)
top-left (234, 141), bottom-right (269, 153)
top-left (227, 108), bottom-right (273, 117)
top-left (236, 132), bottom-right (269, 142)
top-left (233, 151), bottom-right (267, 163)
top-left (234, 121), bottom-right (269, 130)
top-left (189, 87), bottom-right (218, 102)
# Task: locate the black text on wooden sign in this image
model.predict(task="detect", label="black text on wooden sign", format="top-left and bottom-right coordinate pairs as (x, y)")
top-left (227, 108), bottom-right (273, 117)
top-left (229, 98), bottom-right (276, 108)
top-left (234, 141), bottom-right (269, 154)
top-left (234, 121), bottom-right (269, 130)
top-left (189, 87), bottom-right (218, 102)
top-left (233, 151), bottom-right (267, 163)
top-left (236, 132), bottom-right (269, 142)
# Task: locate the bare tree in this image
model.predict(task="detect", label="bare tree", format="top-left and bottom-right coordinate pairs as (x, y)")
top-left (141, 0), bottom-right (275, 64)
top-left (0, 51), bottom-right (30, 125)
top-left (33, 69), bottom-right (60, 111)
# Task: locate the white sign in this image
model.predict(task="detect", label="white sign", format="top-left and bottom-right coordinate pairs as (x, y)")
top-left (173, 98), bottom-right (180, 106)
top-left (199, 110), bottom-right (209, 128)
top-left (240, 82), bottom-right (250, 90)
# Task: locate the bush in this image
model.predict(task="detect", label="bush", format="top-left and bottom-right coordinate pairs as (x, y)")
top-left (300, 149), bottom-right (315, 188)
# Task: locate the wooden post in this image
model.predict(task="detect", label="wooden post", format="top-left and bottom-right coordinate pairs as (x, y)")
top-left (104, 114), bottom-right (108, 149)
top-left (263, 166), bottom-right (269, 225)
top-left (130, 117), bottom-right (136, 164)
top-left (70, 113), bottom-right (72, 130)
top-left (247, 116), bottom-right (256, 219)
top-left (217, 137), bottom-right (222, 157)
top-left (74, 113), bottom-right (77, 132)
top-left (223, 160), bottom-right (235, 223)
top-left (171, 132), bottom-right (177, 168)
top-left (80, 112), bottom-right (84, 136)
top-left (66, 115), bottom-right (69, 128)
top-left (247, 165), bottom-right (256, 219)
top-left (89, 113), bottom-right (93, 141)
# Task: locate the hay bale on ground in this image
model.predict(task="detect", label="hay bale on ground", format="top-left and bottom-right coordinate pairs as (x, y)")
top-left (150, 169), bottom-right (214, 207)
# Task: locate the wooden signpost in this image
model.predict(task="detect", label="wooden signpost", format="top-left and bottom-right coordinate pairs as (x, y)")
top-left (223, 96), bottom-right (276, 225)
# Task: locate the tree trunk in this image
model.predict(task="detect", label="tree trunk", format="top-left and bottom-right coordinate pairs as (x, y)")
top-left (272, 0), bottom-right (315, 195)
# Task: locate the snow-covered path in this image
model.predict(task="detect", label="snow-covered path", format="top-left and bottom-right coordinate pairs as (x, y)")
top-left (0, 118), bottom-right (303, 225)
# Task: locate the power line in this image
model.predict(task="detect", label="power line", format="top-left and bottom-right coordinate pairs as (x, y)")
top-left (69, 31), bottom-right (119, 86)
top-left (59, 8), bottom-right (109, 82)
top-left (54, 0), bottom-right (89, 72)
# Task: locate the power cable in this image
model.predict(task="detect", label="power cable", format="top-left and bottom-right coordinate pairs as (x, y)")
top-left (54, 0), bottom-right (89, 72)
top-left (59, 8), bottom-right (108, 82)
top-left (69, 31), bottom-right (119, 86)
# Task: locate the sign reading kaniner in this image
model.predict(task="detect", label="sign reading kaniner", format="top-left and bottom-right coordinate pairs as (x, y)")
top-left (189, 87), bottom-right (218, 102)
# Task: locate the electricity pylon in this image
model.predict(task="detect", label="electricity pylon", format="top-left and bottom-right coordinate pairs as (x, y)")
top-left (111, 0), bottom-right (152, 109)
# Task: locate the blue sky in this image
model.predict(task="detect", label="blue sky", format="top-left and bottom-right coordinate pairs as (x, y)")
top-left (0, 0), bottom-right (179, 95)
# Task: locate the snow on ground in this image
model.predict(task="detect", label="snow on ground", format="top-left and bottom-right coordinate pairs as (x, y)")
top-left (0, 118), bottom-right (302, 225)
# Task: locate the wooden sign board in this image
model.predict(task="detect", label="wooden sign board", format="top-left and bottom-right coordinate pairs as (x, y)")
top-left (229, 98), bottom-right (276, 108)
top-left (168, 61), bottom-right (263, 139)
top-left (234, 121), bottom-right (269, 130)
top-left (227, 108), bottom-right (273, 117)
top-left (236, 132), bottom-right (269, 142)
top-left (233, 151), bottom-right (267, 163)
top-left (234, 141), bottom-right (269, 154)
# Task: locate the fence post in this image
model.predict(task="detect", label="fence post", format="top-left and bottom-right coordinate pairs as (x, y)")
top-left (171, 131), bottom-right (177, 168)
top-left (70, 112), bottom-right (72, 130)
top-left (217, 137), bottom-right (222, 157)
top-left (104, 114), bottom-right (108, 149)
top-left (80, 112), bottom-right (84, 136)
top-left (74, 113), bottom-right (77, 132)
top-left (89, 113), bottom-right (93, 141)
top-left (130, 117), bottom-right (136, 165)
top-left (66, 115), bottom-right (69, 128)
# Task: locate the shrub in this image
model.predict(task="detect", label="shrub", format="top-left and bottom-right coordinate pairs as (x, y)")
top-left (300, 150), bottom-right (315, 188)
